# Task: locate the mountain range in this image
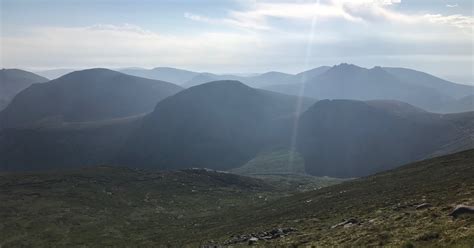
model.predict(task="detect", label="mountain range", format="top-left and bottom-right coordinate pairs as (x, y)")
top-left (120, 64), bottom-right (473, 113)
top-left (119, 66), bottom-right (331, 89)
top-left (266, 64), bottom-right (473, 113)
top-left (0, 65), bottom-right (473, 178)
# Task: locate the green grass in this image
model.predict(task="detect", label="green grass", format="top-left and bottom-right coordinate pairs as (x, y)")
top-left (197, 149), bottom-right (474, 247)
top-left (0, 167), bottom-right (281, 247)
top-left (1, 149), bottom-right (473, 247)
top-left (230, 149), bottom-right (307, 175)
top-left (230, 149), bottom-right (346, 192)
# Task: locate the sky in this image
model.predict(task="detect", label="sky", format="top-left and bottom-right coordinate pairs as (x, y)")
top-left (1, 0), bottom-right (473, 83)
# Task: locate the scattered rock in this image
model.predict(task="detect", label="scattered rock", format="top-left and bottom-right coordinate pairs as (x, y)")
top-left (415, 203), bottom-right (432, 210)
top-left (449, 205), bottom-right (474, 218)
top-left (248, 237), bottom-right (258, 245)
top-left (223, 227), bottom-right (297, 245)
top-left (201, 243), bottom-right (222, 248)
top-left (331, 218), bottom-right (358, 229)
top-left (343, 223), bottom-right (355, 228)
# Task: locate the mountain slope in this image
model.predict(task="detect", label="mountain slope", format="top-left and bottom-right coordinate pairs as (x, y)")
top-left (243, 71), bottom-right (295, 88)
top-left (0, 166), bottom-right (281, 247)
top-left (201, 149), bottom-right (474, 247)
top-left (1, 148), bottom-right (471, 247)
top-left (0, 116), bottom-right (142, 171)
top-left (120, 67), bottom-right (198, 85)
top-left (383, 67), bottom-right (474, 99)
top-left (293, 66), bottom-right (331, 82)
top-left (0, 68), bottom-right (182, 129)
top-left (297, 99), bottom-right (474, 177)
top-left (439, 95), bottom-right (474, 113)
top-left (0, 69), bottom-right (48, 110)
top-left (118, 80), bottom-right (316, 170)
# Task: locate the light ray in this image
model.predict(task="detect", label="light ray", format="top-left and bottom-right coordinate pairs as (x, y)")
top-left (287, 0), bottom-right (320, 172)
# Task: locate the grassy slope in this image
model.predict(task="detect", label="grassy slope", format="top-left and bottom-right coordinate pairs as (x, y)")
top-left (0, 168), bottom-right (281, 247)
top-left (230, 149), bottom-right (307, 175)
top-left (1, 149), bottom-right (473, 247)
top-left (200, 149), bottom-right (474, 247)
top-left (230, 149), bottom-right (346, 192)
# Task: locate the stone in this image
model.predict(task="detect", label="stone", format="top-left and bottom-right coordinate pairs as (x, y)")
top-left (331, 218), bottom-right (358, 229)
top-left (415, 203), bottom-right (432, 210)
top-left (449, 205), bottom-right (474, 218)
top-left (248, 237), bottom-right (258, 245)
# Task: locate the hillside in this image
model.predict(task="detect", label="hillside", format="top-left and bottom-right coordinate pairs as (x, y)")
top-left (439, 95), bottom-right (474, 113)
top-left (297, 99), bottom-right (474, 177)
top-left (0, 69), bottom-right (48, 110)
top-left (0, 69), bottom-right (182, 129)
top-left (1, 149), bottom-right (472, 247)
top-left (0, 167), bottom-right (280, 247)
top-left (0, 116), bottom-right (142, 171)
top-left (118, 80), bottom-right (316, 170)
top-left (198, 148), bottom-right (474, 247)
top-left (383, 67), bottom-right (473, 99)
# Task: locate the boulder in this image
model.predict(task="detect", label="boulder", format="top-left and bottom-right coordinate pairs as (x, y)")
top-left (248, 237), bottom-right (258, 245)
top-left (331, 218), bottom-right (358, 229)
top-left (449, 205), bottom-right (474, 218)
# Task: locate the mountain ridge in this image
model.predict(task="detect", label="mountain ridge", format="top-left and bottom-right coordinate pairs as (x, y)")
top-left (0, 68), bottom-right (182, 129)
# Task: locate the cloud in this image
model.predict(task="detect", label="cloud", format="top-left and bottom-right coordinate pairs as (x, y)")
top-left (423, 14), bottom-right (473, 29)
top-left (185, 0), bottom-right (472, 33)
top-left (446, 4), bottom-right (458, 8)
top-left (1, 24), bottom-right (262, 70)
top-left (1, 0), bottom-right (471, 79)
top-left (185, 11), bottom-right (270, 30)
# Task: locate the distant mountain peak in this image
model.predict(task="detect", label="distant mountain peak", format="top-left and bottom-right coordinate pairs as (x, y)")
top-left (151, 67), bottom-right (194, 72)
top-left (260, 71), bottom-right (291, 76)
top-left (188, 80), bottom-right (251, 91)
top-left (331, 63), bottom-right (365, 71)
top-left (59, 68), bottom-right (118, 80)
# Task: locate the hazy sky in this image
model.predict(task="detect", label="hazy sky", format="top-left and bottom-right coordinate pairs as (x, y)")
top-left (1, 0), bottom-right (473, 83)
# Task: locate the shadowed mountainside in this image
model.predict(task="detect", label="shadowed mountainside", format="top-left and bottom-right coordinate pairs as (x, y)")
top-left (0, 116), bottom-right (142, 171)
top-left (199, 148), bottom-right (474, 247)
top-left (118, 80), bottom-right (316, 170)
top-left (0, 68), bottom-right (182, 129)
top-left (297, 99), bottom-right (474, 177)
